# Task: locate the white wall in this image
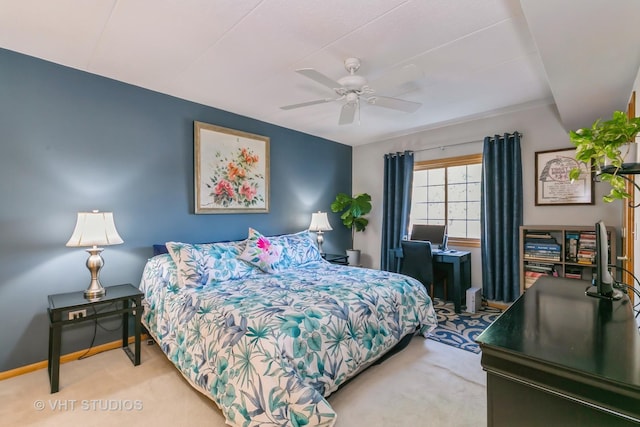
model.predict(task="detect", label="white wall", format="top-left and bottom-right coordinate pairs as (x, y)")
top-left (352, 102), bottom-right (622, 290)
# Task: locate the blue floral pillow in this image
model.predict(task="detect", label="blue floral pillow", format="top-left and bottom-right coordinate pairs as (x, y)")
top-left (166, 240), bottom-right (256, 288)
top-left (272, 230), bottom-right (324, 268)
top-left (238, 228), bottom-right (287, 273)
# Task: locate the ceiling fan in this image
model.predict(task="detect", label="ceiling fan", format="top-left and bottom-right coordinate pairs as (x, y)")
top-left (280, 57), bottom-right (423, 125)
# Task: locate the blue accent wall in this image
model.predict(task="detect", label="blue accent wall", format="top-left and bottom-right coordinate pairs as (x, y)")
top-left (0, 48), bottom-right (352, 371)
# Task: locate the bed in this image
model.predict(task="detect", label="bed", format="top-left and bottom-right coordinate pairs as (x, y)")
top-left (139, 228), bottom-right (438, 427)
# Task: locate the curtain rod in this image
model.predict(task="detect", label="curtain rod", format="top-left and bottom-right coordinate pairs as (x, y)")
top-left (414, 132), bottom-right (523, 153)
top-left (415, 139), bottom-right (483, 153)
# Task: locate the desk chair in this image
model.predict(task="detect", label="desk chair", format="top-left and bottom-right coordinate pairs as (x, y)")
top-left (399, 240), bottom-right (448, 300)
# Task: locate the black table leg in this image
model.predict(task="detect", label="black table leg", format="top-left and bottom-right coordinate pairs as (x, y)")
top-left (49, 321), bottom-right (61, 393)
top-left (134, 297), bottom-right (141, 365)
top-left (121, 297), bottom-right (142, 365)
top-left (451, 258), bottom-right (462, 313)
top-left (122, 299), bottom-right (129, 349)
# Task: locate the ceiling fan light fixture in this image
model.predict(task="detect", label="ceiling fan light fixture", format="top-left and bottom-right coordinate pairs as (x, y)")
top-left (280, 57), bottom-right (423, 124)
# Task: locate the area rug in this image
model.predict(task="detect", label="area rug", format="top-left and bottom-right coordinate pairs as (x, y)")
top-left (428, 298), bottom-right (502, 353)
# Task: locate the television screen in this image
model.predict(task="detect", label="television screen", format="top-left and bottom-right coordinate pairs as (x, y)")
top-left (410, 224), bottom-right (446, 249)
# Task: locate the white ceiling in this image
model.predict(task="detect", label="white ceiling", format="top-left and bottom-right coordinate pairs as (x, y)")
top-left (1, 0), bottom-right (639, 146)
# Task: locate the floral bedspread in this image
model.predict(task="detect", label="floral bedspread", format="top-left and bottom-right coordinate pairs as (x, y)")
top-left (139, 255), bottom-right (438, 427)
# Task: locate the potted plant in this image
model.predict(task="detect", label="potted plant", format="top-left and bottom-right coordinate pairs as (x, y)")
top-left (330, 192), bottom-right (372, 265)
top-left (569, 110), bottom-right (640, 202)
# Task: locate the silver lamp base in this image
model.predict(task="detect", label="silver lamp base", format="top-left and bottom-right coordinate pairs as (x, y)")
top-left (316, 231), bottom-right (325, 254)
top-left (84, 247), bottom-right (106, 301)
top-left (84, 283), bottom-right (106, 301)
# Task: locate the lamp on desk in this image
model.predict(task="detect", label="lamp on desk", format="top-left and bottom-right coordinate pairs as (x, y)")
top-left (308, 211), bottom-right (332, 254)
top-left (66, 210), bottom-right (123, 301)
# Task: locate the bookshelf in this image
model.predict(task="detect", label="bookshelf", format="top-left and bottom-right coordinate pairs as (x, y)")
top-left (519, 225), bottom-right (616, 293)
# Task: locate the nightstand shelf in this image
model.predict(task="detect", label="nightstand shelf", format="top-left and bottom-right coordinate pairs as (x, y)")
top-left (322, 253), bottom-right (349, 265)
top-left (47, 283), bottom-right (143, 393)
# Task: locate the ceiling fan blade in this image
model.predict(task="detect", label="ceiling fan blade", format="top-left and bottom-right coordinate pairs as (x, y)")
top-left (368, 96), bottom-right (421, 113)
top-left (369, 63), bottom-right (423, 93)
top-left (280, 98), bottom-right (334, 110)
top-left (296, 68), bottom-right (342, 90)
top-left (338, 102), bottom-right (357, 125)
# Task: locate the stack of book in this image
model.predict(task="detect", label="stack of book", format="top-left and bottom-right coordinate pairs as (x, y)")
top-left (523, 232), bottom-right (561, 262)
top-left (565, 265), bottom-right (583, 280)
top-left (577, 231), bottom-right (596, 264)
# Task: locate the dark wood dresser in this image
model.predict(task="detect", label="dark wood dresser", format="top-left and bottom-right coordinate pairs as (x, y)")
top-left (476, 276), bottom-right (640, 426)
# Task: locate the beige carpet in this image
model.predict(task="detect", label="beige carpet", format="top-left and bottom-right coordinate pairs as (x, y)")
top-left (0, 338), bottom-right (486, 427)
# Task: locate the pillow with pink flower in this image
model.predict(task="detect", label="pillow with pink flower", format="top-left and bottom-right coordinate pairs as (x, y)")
top-left (166, 240), bottom-right (256, 288)
top-left (238, 228), bottom-right (286, 273)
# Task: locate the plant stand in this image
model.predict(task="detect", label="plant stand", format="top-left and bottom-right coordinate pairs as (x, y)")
top-left (596, 167), bottom-right (640, 208)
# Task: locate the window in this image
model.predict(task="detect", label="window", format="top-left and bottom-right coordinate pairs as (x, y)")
top-left (410, 154), bottom-right (482, 247)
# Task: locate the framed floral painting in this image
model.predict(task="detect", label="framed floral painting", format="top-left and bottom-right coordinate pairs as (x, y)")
top-left (194, 121), bottom-right (269, 214)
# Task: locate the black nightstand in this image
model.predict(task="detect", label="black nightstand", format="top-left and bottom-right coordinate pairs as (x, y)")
top-left (47, 283), bottom-right (143, 393)
top-left (322, 253), bottom-right (349, 265)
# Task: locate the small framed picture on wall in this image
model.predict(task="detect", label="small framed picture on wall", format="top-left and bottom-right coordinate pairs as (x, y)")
top-left (535, 147), bottom-right (594, 205)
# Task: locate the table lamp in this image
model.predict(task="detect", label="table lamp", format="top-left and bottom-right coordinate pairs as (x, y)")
top-left (66, 210), bottom-right (123, 300)
top-left (308, 211), bottom-right (332, 254)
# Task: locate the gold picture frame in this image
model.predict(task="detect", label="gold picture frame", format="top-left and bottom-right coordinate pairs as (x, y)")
top-left (194, 121), bottom-right (270, 214)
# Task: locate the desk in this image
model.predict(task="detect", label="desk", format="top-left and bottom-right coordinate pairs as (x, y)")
top-left (47, 283), bottom-right (143, 393)
top-left (432, 249), bottom-right (471, 313)
top-left (392, 247), bottom-right (471, 313)
top-left (476, 276), bottom-right (640, 426)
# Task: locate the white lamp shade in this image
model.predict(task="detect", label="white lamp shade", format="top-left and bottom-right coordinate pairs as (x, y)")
top-left (66, 211), bottom-right (124, 247)
top-left (308, 211), bottom-right (333, 232)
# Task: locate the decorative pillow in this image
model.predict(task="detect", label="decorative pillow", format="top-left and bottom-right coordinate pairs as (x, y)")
top-left (272, 230), bottom-right (323, 268)
top-left (166, 240), bottom-right (255, 288)
top-left (238, 228), bottom-right (286, 273)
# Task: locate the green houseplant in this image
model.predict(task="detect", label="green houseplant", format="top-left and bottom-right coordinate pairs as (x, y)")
top-left (330, 192), bottom-right (372, 265)
top-left (569, 110), bottom-right (640, 202)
